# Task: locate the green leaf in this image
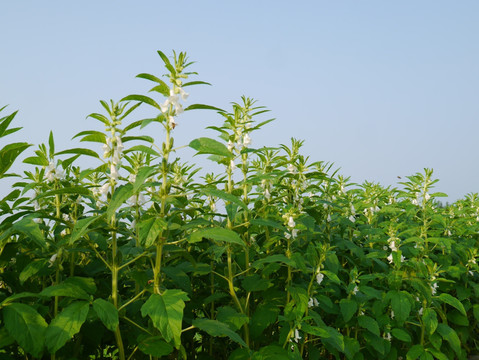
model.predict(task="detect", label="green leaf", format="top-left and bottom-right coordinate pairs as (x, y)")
top-left (301, 323), bottom-right (330, 338)
top-left (45, 301), bottom-right (89, 354)
top-left (48, 131), bottom-right (55, 158)
top-left (436, 323), bottom-right (461, 356)
top-left (63, 277), bottom-right (97, 295)
top-left (322, 270), bottom-right (341, 284)
top-left (357, 315), bottom-right (380, 337)
top-left (190, 227), bottom-right (244, 246)
top-left (121, 94), bottom-right (161, 110)
top-left (55, 148), bottom-right (99, 158)
top-left (69, 215), bottom-right (101, 245)
top-left (0, 142), bottom-right (31, 176)
top-left (136, 73), bottom-right (170, 96)
top-left (138, 217), bottom-right (167, 247)
top-left (123, 144), bottom-right (160, 156)
top-left (252, 254), bottom-right (296, 268)
top-left (92, 299), bottom-right (119, 332)
top-left (202, 188), bottom-right (248, 210)
top-left (19, 259), bottom-right (48, 284)
top-left (422, 308), bottom-right (438, 335)
top-left (3, 303), bottom-right (47, 358)
top-left (184, 104), bottom-right (225, 112)
top-left (391, 328), bottom-right (411, 342)
top-left (426, 348), bottom-right (449, 360)
top-left (473, 304), bottom-right (479, 322)
top-left (192, 318), bottom-right (247, 348)
top-left (390, 291), bottom-right (411, 325)
top-left (141, 290), bottom-right (189, 349)
top-left (339, 299), bottom-right (357, 323)
top-left (122, 135), bottom-right (154, 143)
top-left (133, 166), bottom-right (157, 193)
top-left (407, 344), bottom-right (424, 360)
top-left (23, 155), bottom-right (49, 166)
top-left (35, 186), bottom-right (91, 199)
top-left (0, 326), bottom-right (15, 349)
top-left (181, 80), bottom-right (212, 87)
top-left (250, 303), bottom-right (280, 339)
top-left (242, 274), bottom-right (271, 292)
top-left (189, 137), bottom-right (232, 158)
top-left (106, 183), bottom-right (134, 220)
top-left (39, 282), bottom-right (90, 300)
top-left (138, 336), bottom-right (174, 357)
top-left (12, 217), bottom-right (46, 249)
top-left (216, 306), bottom-right (249, 331)
top-left (437, 293), bottom-right (466, 317)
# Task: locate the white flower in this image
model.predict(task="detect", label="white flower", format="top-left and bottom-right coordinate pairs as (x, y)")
top-left (350, 205), bottom-right (356, 215)
top-left (384, 333), bottom-right (392, 342)
top-left (469, 270), bottom-right (474, 276)
top-left (412, 198), bottom-right (419, 206)
top-left (264, 188), bottom-right (271, 200)
top-left (400, 255), bottom-right (406, 262)
top-left (48, 253), bottom-right (58, 267)
top-left (230, 160), bottom-right (237, 171)
top-left (352, 285), bottom-right (359, 295)
top-left (60, 229), bottom-right (68, 237)
top-left (62, 214), bottom-right (70, 221)
top-left (243, 133), bottom-right (252, 147)
top-left (178, 87), bottom-right (189, 101)
top-left (284, 232), bottom-right (291, 240)
top-left (288, 216), bottom-right (295, 228)
top-left (129, 173), bottom-right (137, 183)
top-left (308, 298), bottom-right (319, 308)
top-left (99, 183), bottom-right (110, 197)
top-left (387, 253), bottom-right (393, 264)
top-left (168, 116), bottom-right (176, 127)
top-left (424, 193), bottom-right (431, 201)
top-left (349, 215), bottom-right (356, 223)
top-left (390, 310), bottom-right (395, 319)
top-left (293, 329), bottom-right (301, 343)
top-left (227, 140), bottom-right (234, 152)
top-left (431, 282), bottom-right (438, 295)
top-left (327, 214), bottom-right (331, 222)
top-left (389, 240), bottom-right (398, 252)
top-left (418, 307), bottom-right (423, 316)
top-left (292, 229), bottom-right (298, 238)
top-left (287, 164), bottom-right (296, 174)
top-left (316, 272), bottom-right (324, 285)
top-left (110, 164), bottom-right (119, 181)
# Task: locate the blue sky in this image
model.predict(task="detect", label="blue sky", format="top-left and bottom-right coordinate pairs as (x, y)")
top-left (1, 1), bottom-right (478, 201)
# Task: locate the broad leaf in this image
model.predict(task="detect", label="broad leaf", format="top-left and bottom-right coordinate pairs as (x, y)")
top-left (3, 303), bottom-right (48, 358)
top-left (437, 293), bottom-right (466, 317)
top-left (138, 217), bottom-right (167, 247)
top-left (45, 301), bottom-right (89, 354)
top-left (39, 282), bottom-right (90, 300)
top-left (93, 299), bottom-right (119, 332)
top-left (106, 183), bottom-right (134, 220)
top-left (357, 315), bottom-right (380, 337)
top-left (141, 290), bottom-right (189, 348)
top-left (192, 318), bottom-right (247, 347)
top-left (190, 227), bottom-right (244, 246)
top-left (189, 137), bottom-right (232, 158)
top-left (436, 323), bottom-right (461, 356)
top-left (138, 336), bottom-right (174, 357)
top-left (339, 299), bottom-right (357, 323)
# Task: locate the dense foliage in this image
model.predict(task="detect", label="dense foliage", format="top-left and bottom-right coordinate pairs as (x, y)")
top-left (0, 51), bottom-right (478, 360)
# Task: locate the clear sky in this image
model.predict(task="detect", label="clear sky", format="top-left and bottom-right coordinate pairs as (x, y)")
top-left (1, 1), bottom-right (478, 201)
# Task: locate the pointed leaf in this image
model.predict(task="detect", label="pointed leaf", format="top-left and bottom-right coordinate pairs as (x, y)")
top-left (184, 104), bottom-right (224, 112)
top-left (55, 148), bottom-right (99, 159)
top-left (106, 183), bottom-right (134, 220)
top-left (339, 299), bottom-right (357, 323)
top-left (141, 290), bottom-right (189, 349)
top-left (93, 299), bottom-right (119, 332)
top-left (138, 336), bottom-right (174, 357)
top-left (69, 215), bottom-right (101, 245)
top-left (190, 227), bottom-right (244, 246)
top-left (121, 95), bottom-right (161, 110)
top-left (138, 217), bottom-right (167, 247)
top-left (437, 293), bottom-right (466, 316)
top-left (39, 282), bottom-right (90, 300)
top-left (3, 303), bottom-right (47, 358)
top-left (12, 217), bottom-right (46, 249)
top-left (357, 315), bottom-right (380, 336)
top-left (192, 318), bottom-right (247, 347)
top-left (45, 301), bottom-right (89, 354)
top-left (189, 137), bottom-right (232, 158)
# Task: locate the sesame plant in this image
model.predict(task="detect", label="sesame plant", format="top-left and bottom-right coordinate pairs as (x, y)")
top-left (0, 50), bottom-right (478, 360)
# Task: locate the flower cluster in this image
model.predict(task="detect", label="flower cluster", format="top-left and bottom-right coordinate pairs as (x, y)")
top-left (161, 87), bottom-right (188, 128)
top-left (45, 161), bottom-right (64, 182)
